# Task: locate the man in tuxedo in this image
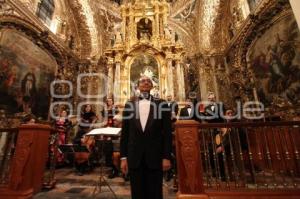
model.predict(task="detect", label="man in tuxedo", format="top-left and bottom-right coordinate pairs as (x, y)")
top-left (166, 95), bottom-right (179, 123)
top-left (203, 92), bottom-right (225, 123)
top-left (179, 98), bottom-right (195, 120)
top-left (120, 76), bottom-right (172, 199)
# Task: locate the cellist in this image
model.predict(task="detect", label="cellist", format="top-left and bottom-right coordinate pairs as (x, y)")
top-left (73, 124), bottom-right (94, 176)
top-left (73, 104), bottom-right (97, 176)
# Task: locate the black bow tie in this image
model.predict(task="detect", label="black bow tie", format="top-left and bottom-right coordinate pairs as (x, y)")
top-left (139, 93), bottom-right (151, 100)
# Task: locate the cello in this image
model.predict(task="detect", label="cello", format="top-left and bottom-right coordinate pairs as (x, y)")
top-left (74, 135), bottom-right (95, 164)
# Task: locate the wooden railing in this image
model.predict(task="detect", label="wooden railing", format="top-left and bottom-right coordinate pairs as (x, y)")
top-left (175, 120), bottom-right (300, 199)
top-left (0, 128), bottom-right (18, 186)
top-left (0, 124), bottom-right (51, 199)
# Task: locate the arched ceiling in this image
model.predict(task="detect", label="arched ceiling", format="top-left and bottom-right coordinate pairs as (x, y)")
top-left (67, 0), bottom-right (231, 58)
top-left (21, 0), bottom-right (231, 60)
top-left (17, 0), bottom-right (243, 58)
top-left (69, 0), bottom-right (121, 59)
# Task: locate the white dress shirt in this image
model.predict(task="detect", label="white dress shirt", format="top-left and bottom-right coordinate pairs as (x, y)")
top-left (121, 99), bottom-right (150, 160)
top-left (211, 104), bottom-right (215, 111)
top-left (187, 107), bottom-right (192, 116)
top-left (139, 99), bottom-right (150, 131)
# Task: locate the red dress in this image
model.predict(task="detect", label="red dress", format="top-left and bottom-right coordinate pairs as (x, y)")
top-left (55, 118), bottom-right (71, 163)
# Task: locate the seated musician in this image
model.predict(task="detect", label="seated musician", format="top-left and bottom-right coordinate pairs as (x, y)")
top-left (81, 104), bottom-right (97, 124)
top-left (213, 110), bottom-right (232, 181)
top-left (213, 109), bottom-right (248, 181)
top-left (54, 109), bottom-right (72, 165)
top-left (72, 104), bottom-right (97, 176)
top-left (73, 123), bottom-right (95, 176)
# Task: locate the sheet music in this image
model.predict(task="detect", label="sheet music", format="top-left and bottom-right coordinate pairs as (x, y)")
top-left (87, 127), bottom-right (121, 136)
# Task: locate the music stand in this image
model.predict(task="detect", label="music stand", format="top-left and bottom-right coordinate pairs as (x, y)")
top-left (73, 145), bottom-right (90, 153)
top-left (58, 144), bottom-right (76, 154)
top-left (86, 127), bottom-right (121, 198)
top-left (58, 144), bottom-right (89, 169)
top-left (58, 144), bottom-right (76, 167)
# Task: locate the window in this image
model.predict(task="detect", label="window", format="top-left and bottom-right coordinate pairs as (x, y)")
top-left (36, 0), bottom-right (55, 26)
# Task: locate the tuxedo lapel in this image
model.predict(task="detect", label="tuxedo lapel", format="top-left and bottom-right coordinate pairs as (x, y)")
top-left (134, 101), bottom-right (143, 133)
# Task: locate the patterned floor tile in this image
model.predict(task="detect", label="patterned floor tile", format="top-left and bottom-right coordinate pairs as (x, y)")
top-left (34, 168), bottom-right (176, 199)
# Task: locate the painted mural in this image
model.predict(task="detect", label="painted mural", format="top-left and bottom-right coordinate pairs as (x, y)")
top-left (0, 29), bottom-right (56, 119)
top-left (130, 54), bottom-right (159, 97)
top-left (248, 14), bottom-right (300, 107)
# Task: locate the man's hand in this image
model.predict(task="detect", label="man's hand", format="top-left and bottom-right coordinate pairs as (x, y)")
top-left (162, 159), bottom-right (171, 171)
top-left (121, 159), bottom-right (128, 174)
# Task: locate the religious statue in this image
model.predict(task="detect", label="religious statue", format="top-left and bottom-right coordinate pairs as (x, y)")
top-left (164, 26), bottom-right (172, 40)
top-left (137, 18), bottom-right (152, 40)
top-left (140, 32), bottom-right (150, 41)
top-left (115, 32), bottom-right (123, 44)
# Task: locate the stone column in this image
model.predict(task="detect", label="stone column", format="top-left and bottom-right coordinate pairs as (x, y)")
top-left (212, 60), bottom-right (220, 101)
top-left (129, 10), bottom-right (135, 47)
top-left (180, 64), bottom-right (186, 100)
top-left (167, 58), bottom-right (174, 97)
top-left (121, 9), bottom-right (126, 42)
top-left (154, 7), bottom-right (160, 47)
top-left (199, 66), bottom-right (207, 100)
top-left (107, 59), bottom-right (114, 96)
top-left (114, 62), bottom-right (121, 104)
top-left (176, 60), bottom-right (184, 102)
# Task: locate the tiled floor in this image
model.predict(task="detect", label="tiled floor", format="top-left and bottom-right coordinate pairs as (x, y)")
top-left (34, 168), bottom-right (177, 199)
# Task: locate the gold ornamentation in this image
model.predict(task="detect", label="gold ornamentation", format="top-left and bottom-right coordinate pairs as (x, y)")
top-left (105, 0), bottom-right (185, 103)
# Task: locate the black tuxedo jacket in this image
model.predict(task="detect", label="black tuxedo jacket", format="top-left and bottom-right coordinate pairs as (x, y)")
top-left (120, 97), bottom-right (172, 169)
top-left (203, 103), bottom-right (225, 123)
top-left (179, 106), bottom-right (195, 120)
top-left (167, 101), bottom-right (179, 115)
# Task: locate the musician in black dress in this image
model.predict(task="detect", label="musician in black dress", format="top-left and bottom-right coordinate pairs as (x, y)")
top-left (73, 104), bottom-right (97, 175)
top-left (81, 104), bottom-right (97, 126)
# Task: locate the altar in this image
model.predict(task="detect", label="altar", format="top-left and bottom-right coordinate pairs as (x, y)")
top-left (104, 0), bottom-right (186, 105)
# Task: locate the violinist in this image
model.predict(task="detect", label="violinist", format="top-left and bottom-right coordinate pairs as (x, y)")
top-left (54, 110), bottom-right (72, 165)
